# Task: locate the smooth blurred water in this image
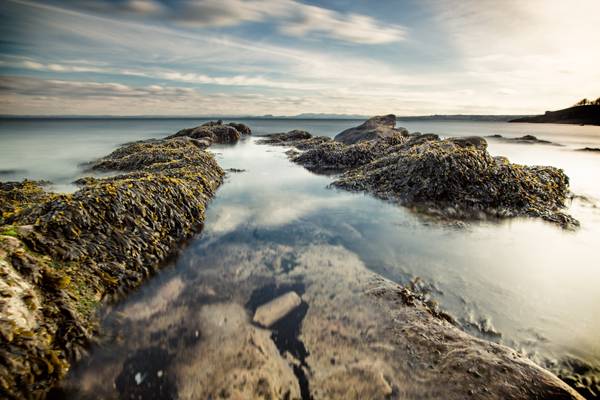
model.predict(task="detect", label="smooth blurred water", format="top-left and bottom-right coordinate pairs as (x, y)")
top-left (2, 118), bottom-right (600, 387)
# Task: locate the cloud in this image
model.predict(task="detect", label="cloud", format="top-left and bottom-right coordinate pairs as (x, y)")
top-left (50, 0), bottom-right (407, 44)
top-left (0, 76), bottom-right (195, 98)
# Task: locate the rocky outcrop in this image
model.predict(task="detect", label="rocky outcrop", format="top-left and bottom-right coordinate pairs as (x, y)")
top-left (333, 114), bottom-right (409, 145)
top-left (333, 137), bottom-right (576, 227)
top-left (167, 120), bottom-right (251, 144)
top-left (0, 132), bottom-right (226, 398)
top-left (258, 119), bottom-right (577, 228)
top-left (576, 147), bottom-right (600, 153)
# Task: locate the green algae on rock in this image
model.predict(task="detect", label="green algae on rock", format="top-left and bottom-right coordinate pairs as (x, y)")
top-left (0, 135), bottom-right (224, 399)
top-left (259, 116), bottom-right (578, 228)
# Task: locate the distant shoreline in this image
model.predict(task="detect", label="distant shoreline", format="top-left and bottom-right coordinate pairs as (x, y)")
top-left (510, 105), bottom-right (600, 126)
top-left (0, 114), bottom-right (528, 121)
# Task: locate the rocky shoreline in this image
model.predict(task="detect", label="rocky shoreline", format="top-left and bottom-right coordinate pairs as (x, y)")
top-left (259, 115), bottom-right (579, 229)
top-left (0, 118), bottom-right (590, 399)
top-left (0, 121), bottom-right (251, 398)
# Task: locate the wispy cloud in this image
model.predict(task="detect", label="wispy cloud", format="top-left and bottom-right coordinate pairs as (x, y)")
top-left (1, 0), bottom-right (599, 115)
top-left (52, 0), bottom-right (407, 44)
top-left (0, 76), bottom-right (195, 98)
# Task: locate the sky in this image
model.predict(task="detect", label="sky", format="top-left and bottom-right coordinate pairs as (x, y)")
top-left (0, 0), bottom-right (599, 116)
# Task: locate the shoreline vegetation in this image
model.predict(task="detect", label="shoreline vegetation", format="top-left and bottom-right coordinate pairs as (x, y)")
top-left (0, 118), bottom-right (589, 399)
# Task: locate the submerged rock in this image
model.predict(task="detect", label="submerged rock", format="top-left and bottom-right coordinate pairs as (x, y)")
top-left (0, 131), bottom-right (226, 398)
top-left (334, 114), bottom-right (408, 145)
top-left (253, 291), bottom-right (302, 328)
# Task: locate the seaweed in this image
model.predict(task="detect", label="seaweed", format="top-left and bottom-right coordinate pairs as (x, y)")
top-left (258, 125), bottom-right (578, 228)
top-left (0, 131), bottom-right (225, 398)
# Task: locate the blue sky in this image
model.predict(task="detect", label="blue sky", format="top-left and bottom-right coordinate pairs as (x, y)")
top-left (1, 0), bottom-right (599, 116)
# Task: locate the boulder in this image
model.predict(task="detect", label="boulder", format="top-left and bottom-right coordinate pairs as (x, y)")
top-left (334, 114), bottom-right (409, 145)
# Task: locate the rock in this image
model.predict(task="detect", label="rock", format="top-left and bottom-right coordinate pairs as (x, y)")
top-left (291, 135), bottom-right (406, 172)
top-left (448, 136), bottom-right (488, 150)
top-left (332, 137), bottom-right (577, 228)
top-left (0, 132), bottom-right (224, 398)
top-left (257, 130), bottom-right (313, 144)
top-left (256, 116), bottom-right (577, 228)
top-left (253, 291), bottom-right (302, 328)
top-left (167, 120), bottom-right (250, 144)
top-left (334, 114), bottom-right (409, 145)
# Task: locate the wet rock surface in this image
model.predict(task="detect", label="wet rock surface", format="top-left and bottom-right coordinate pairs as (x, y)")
top-left (259, 118), bottom-right (578, 228)
top-left (0, 128), bottom-right (226, 398)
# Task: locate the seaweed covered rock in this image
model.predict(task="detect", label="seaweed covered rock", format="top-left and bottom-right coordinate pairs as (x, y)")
top-left (257, 121), bottom-right (577, 227)
top-left (334, 114), bottom-right (409, 145)
top-left (0, 136), bottom-right (224, 398)
top-left (0, 181), bottom-right (53, 225)
top-left (291, 134), bottom-right (407, 172)
top-left (168, 120), bottom-right (250, 144)
top-left (333, 137), bottom-right (577, 227)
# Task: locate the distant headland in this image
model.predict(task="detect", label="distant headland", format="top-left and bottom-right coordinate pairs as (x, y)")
top-left (510, 98), bottom-right (600, 125)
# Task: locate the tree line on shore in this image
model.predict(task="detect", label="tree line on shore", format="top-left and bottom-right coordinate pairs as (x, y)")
top-left (574, 97), bottom-right (600, 106)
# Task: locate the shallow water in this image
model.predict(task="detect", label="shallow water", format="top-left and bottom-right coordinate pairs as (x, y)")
top-left (1, 118), bottom-right (600, 396)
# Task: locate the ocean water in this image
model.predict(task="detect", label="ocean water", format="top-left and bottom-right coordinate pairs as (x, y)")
top-left (1, 118), bottom-right (599, 396)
